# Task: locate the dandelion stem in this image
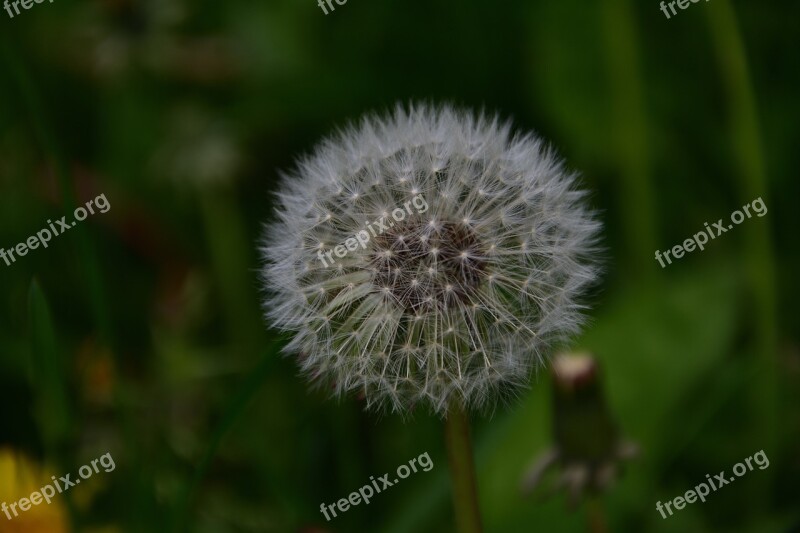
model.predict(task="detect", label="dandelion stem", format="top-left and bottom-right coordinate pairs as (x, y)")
top-left (586, 496), bottom-right (608, 533)
top-left (444, 404), bottom-right (482, 533)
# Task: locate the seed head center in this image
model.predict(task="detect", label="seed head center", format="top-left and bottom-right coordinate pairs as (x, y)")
top-left (370, 221), bottom-right (486, 312)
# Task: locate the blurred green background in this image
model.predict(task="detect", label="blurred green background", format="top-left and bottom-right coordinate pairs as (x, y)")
top-left (0, 0), bottom-right (798, 531)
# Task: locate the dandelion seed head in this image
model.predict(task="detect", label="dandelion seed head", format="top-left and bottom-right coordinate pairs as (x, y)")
top-left (260, 103), bottom-right (602, 415)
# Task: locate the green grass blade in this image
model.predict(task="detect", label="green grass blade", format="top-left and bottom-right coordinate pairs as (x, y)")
top-left (600, 0), bottom-right (658, 279)
top-left (1, 33), bottom-right (113, 352)
top-left (27, 279), bottom-right (72, 456)
top-left (171, 339), bottom-right (284, 533)
top-left (706, 0), bottom-right (778, 500)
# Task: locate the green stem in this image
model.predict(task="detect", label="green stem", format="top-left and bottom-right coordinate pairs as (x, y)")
top-left (600, 0), bottom-right (658, 280)
top-left (444, 405), bottom-right (482, 533)
top-left (706, 1), bottom-right (778, 491)
top-left (586, 496), bottom-right (607, 533)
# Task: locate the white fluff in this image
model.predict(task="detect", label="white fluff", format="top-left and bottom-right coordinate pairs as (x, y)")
top-left (260, 103), bottom-right (602, 416)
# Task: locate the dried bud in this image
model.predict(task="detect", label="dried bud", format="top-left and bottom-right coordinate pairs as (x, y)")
top-left (521, 353), bottom-right (637, 506)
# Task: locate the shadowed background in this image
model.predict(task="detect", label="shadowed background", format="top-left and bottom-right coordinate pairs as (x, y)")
top-left (0, 0), bottom-right (798, 531)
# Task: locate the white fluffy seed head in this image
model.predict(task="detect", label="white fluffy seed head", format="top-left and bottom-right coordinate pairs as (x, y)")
top-left (260, 103), bottom-right (602, 416)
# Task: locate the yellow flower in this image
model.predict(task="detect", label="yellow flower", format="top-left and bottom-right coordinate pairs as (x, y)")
top-left (0, 449), bottom-right (68, 533)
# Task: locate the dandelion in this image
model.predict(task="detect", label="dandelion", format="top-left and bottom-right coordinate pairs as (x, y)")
top-left (260, 103), bottom-right (601, 531)
top-left (0, 449), bottom-right (68, 533)
top-left (261, 103), bottom-right (601, 415)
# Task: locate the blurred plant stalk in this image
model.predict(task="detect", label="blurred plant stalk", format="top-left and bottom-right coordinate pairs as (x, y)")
top-left (706, 2), bottom-right (779, 494)
top-left (600, 0), bottom-right (658, 281)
